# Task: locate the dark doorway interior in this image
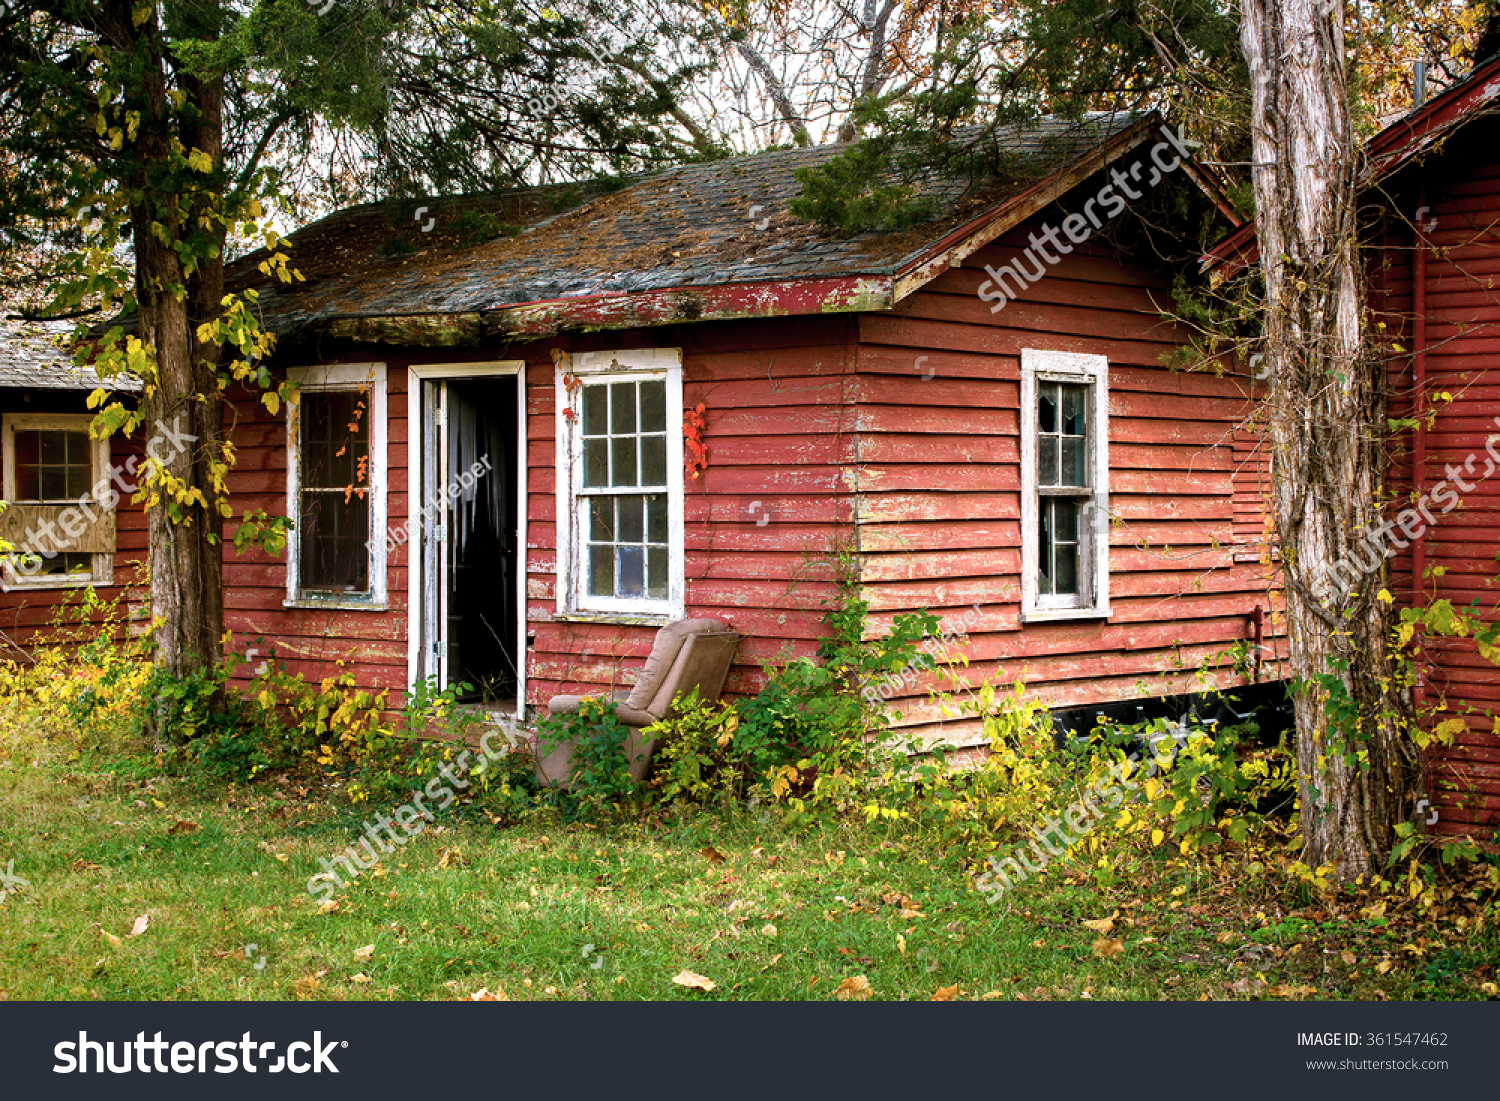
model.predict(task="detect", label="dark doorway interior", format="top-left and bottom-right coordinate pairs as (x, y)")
top-left (445, 378), bottom-right (518, 703)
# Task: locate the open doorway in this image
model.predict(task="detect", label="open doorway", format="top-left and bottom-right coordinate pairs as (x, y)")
top-left (410, 365), bottom-right (525, 715)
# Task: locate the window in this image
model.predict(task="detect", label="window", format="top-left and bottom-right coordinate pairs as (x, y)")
top-left (1020, 349), bottom-right (1110, 621)
top-left (286, 364), bottom-right (387, 607)
top-left (0, 413), bottom-right (114, 590)
top-left (557, 349), bottom-right (684, 619)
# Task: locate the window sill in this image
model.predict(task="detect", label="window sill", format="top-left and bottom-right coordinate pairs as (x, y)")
top-left (554, 611), bottom-right (675, 627)
top-left (1021, 605), bottom-right (1111, 624)
top-left (1, 577), bottom-right (114, 593)
top-left (284, 597), bottom-right (389, 613)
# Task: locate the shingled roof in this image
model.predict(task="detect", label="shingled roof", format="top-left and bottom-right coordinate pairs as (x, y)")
top-left (232, 111), bottom-right (1204, 345)
top-left (0, 325), bottom-right (142, 392)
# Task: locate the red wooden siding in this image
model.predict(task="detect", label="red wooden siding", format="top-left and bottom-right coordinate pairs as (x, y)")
top-left (855, 225), bottom-right (1284, 748)
top-left (1376, 160), bottom-right (1500, 839)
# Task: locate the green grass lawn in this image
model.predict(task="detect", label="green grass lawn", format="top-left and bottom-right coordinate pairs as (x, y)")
top-left (0, 718), bottom-right (1495, 1002)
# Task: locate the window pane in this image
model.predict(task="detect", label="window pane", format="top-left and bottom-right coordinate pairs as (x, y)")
top-left (611, 437), bottom-right (638, 487)
top-left (39, 431), bottom-right (65, 464)
top-left (1061, 386), bottom-right (1086, 435)
top-left (647, 494), bottom-right (667, 544)
top-left (610, 382), bottom-right (636, 434)
top-left (40, 468), bottom-right (65, 500)
top-left (30, 551), bottom-right (94, 577)
top-left (14, 432), bottom-right (38, 499)
top-left (1061, 438), bottom-right (1086, 488)
top-left (1038, 507), bottom-right (1053, 595)
top-left (618, 545), bottom-right (645, 597)
top-left (1055, 499), bottom-right (1078, 543)
top-left (584, 438), bottom-right (609, 487)
top-left (589, 544), bottom-right (614, 596)
top-left (1038, 385), bottom-right (1057, 434)
top-left (641, 434), bottom-right (667, 486)
top-left (590, 497), bottom-right (614, 542)
top-left (647, 547), bottom-right (667, 599)
top-left (299, 491), bottom-right (369, 591)
top-left (67, 462), bottom-right (94, 500)
top-left (583, 386), bottom-right (607, 436)
top-left (640, 380), bottom-right (666, 432)
top-left (618, 495), bottom-right (644, 542)
top-left (1054, 543), bottom-right (1078, 595)
top-left (1039, 437), bottom-right (1058, 486)
top-left (302, 392), bottom-right (367, 489)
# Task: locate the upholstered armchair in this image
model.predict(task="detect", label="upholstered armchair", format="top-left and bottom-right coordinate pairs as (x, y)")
top-left (536, 618), bottom-right (741, 787)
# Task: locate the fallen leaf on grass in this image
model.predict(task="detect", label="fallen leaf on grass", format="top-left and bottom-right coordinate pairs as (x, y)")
top-left (1081, 912), bottom-right (1118, 935)
top-left (699, 846), bottom-right (726, 864)
top-left (354, 944), bottom-right (375, 963)
top-left (128, 913), bottom-right (149, 938)
top-left (760, 954), bottom-right (783, 972)
top-left (930, 985), bottom-right (960, 1001)
top-left (71, 859), bottom-right (102, 872)
top-left (1215, 930), bottom-right (1239, 945)
top-left (167, 819), bottom-right (198, 836)
top-left (317, 899), bottom-right (341, 915)
top-left (834, 975), bottom-right (872, 1001)
top-left (293, 969), bottom-right (328, 998)
top-left (350, 974), bottom-right (372, 985)
top-left (468, 987), bottom-right (508, 1001)
top-left (672, 970), bottom-right (717, 993)
top-left (1479, 982), bottom-right (1498, 998)
top-left (1267, 984), bottom-right (1317, 1000)
top-left (1091, 938), bottom-right (1124, 959)
top-left (1340, 950), bottom-right (1356, 967)
top-left (100, 927), bottom-right (121, 948)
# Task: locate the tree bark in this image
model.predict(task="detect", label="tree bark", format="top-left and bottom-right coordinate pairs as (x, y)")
top-left (1241, 0), bottom-right (1423, 878)
top-left (109, 0), bottom-right (226, 683)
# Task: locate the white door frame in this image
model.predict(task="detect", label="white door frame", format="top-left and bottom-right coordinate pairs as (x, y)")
top-left (406, 361), bottom-right (528, 720)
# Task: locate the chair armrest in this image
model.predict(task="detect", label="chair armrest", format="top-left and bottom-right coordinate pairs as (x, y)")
top-left (547, 695), bottom-right (583, 716)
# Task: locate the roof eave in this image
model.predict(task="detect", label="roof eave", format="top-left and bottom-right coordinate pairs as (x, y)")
top-left (318, 274), bottom-right (895, 345)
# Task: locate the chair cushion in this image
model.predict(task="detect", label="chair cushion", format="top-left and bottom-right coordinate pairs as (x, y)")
top-left (623, 618), bottom-right (733, 716)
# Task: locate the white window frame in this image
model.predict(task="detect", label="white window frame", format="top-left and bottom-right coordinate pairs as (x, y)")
top-left (285, 363), bottom-right (388, 610)
top-left (556, 348), bottom-right (685, 621)
top-left (1020, 349), bottom-right (1111, 622)
top-left (1, 412), bottom-right (114, 591)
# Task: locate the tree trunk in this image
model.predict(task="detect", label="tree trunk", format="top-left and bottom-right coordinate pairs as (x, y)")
top-left (1241, 0), bottom-right (1423, 878)
top-left (111, 0), bottom-right (226, 684)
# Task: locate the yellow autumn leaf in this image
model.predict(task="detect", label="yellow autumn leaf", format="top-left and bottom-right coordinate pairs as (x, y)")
top-left (1092, 938), bottom-right (1125, 959)
top-left (1151, 828), bottom-right (1165, 847)
top-left (671, 970), bottom-right (717, 993)
top-left (834, 975), bottom-right (873, 1001)
top-left (1081, 913), bottom-right (1116, 934)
